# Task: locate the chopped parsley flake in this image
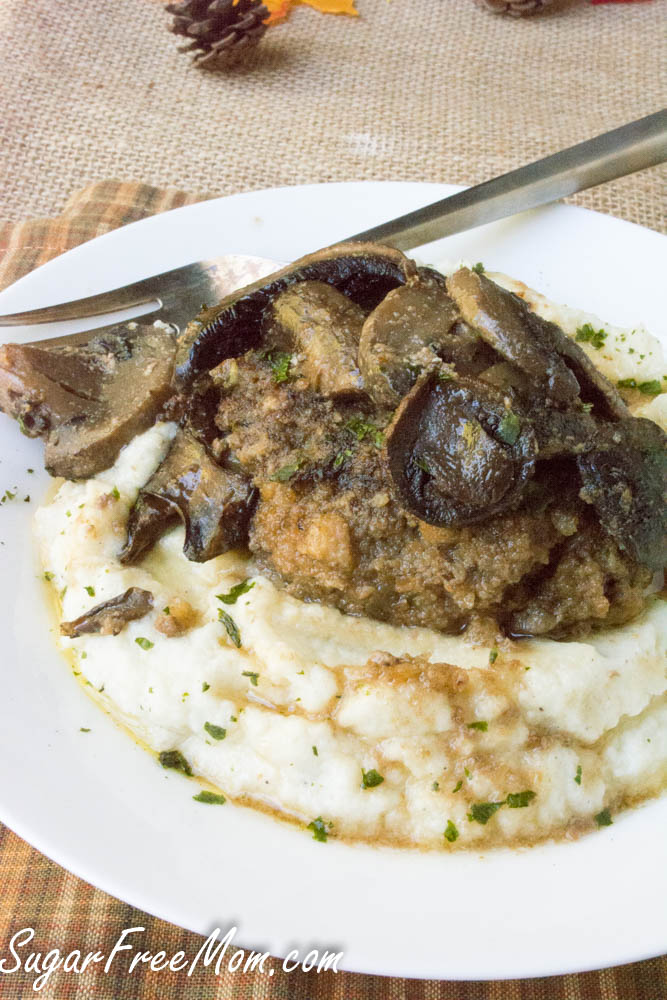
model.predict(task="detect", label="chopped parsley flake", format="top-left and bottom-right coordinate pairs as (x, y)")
top-left (497, 409), bottom-right (521, 445)
top-left (506, 790), bottom-right (536, 809)
top-left (345, 417), bottom-right (384, 449)
top-left (575, 323), bottom-right (607, 350)
top-left (595, 808), bottom-right (613, 828)
top-left (43, 571), bottom-right (54, 582)
top-left (1, 490), bottom-right (16, 504)
top-left (333, 448), bottom-right (353, 469)
top-left (312, 745), bottom-right (319, 756)
top-left (242, 670), bottom-right (259, 686)
top-left (444, 820), bottom-right (459, 843)
top-left (472, 262), bottom-right (485, 274)
top-left (617, 378), bottom-right (662, 396)
top-left (135, 637), bottom-right (154, 651)
top-left (84, 585), bottom-right (95, 597)
top-left (581, 402), bottom-right (593, 413)
top-left (432, 781), bottom-right (440, 792)
top-left (307, 817), bottom-right (329, 842)
top-left (159, 749), bottom-right (193, 776)
top-left (216, 579), bottom-right (255, 605)
top-left (193, 790), bottom-right (226, 805)
top-left (79, 727), bottom-right (91, 733)
top-left (467, 721), bottom-right (488, 732)
top-left (489, 647), bottom-right (498, 664)
top-left (269, 351), bottom-right (293, 383)
top-left (271, 461), bottom-right (301, 482)
top-left (202, 681), bottom-right (210, 692)
top-left (162, 606), bottom-right (170, 615)
top-left (204, 722), bottom-right (227, 741)
top-left (452, 780), bottom-right (463, 793)
top-left (111, 486), bottom-right (120, 500)
top-left (574, 765), bottom-right (582, 786)
top-left (467, 801), bottom-right (505, 825)
top-left (361, 768), bottom-right (385, 789)
top-left (218, 609), bottom-right (241, 647)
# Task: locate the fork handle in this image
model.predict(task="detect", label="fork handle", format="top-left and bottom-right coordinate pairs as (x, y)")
top-left (348, 110), bottom-right (667, 248)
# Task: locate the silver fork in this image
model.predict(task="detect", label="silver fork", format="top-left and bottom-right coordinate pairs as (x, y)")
top-left (0, 110), bottom-right (664, 330)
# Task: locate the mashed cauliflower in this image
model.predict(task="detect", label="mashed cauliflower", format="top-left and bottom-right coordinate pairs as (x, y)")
top-left (34, 283), bottom-right (667, 850)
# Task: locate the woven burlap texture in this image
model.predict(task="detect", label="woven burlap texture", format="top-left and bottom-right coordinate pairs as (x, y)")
top-left (0, 0), bottom-right (664, 230)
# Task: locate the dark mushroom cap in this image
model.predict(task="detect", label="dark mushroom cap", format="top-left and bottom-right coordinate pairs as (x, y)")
top-left (358, 277), bottom-right (464, 410)
top-left (0, 325), bottom-right (176, 480)
top-left (386, 371), bottom-right (537, 527)
top-left (448, 268), bottom-right (582, 404)
top-left (264, 280), bottom-right (366, 399)
top-left (120, 431), bottom-right (257, 564)
top-left (60, 587), bottom-right (154, 638)
top-left (578, 417), bottom-right (667, 570)
top-left (175, 243), bottom-right (417, 389)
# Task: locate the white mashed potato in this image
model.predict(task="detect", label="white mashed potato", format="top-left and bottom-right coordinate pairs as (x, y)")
top-left (35, 282), bottom-right (667, 849)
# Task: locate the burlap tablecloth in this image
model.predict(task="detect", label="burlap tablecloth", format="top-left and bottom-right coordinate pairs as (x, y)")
top-left (1, 0), bottom-right (666, 996)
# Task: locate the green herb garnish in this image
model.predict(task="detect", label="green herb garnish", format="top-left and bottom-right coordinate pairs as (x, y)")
top-left (467, 721), bottom-right (488, 732)
top-left (497, 409), bottom-right (521, 445)
top-left (488, 647), bottom-right (499, 665)
top-left (617, 378), bottom-right (662, 396)
top-left (595, 808), bottom-right (613, 827)
top-left (79, 727), bottom-right (91, 733)
top-left (193, 790), bottom-right (226, 805)
top-left (204, 722), bottom-right (227, 741)
top-left (345, 417), bottom-right (384, 449)
top-left (242, 670), bottom-right (259, 686)
top-left (135, 637), bottom-right (154, 651)
top-left (432, 781), bottom-right (440, 792)
top-left (452, 779), bottom-right (463, 793)
top-left (361, 768), bottom-right (385, 789)
top-left (216, 579), bottom-right (255, 605)
top-left (312, 745), bottom-right (319, 756)
top-left (307, 817), bottom-right (329, 842)
top-left (574, 765), bottom-right (582, 786)
top-left (43, 571), bottom-right (54, 582)
top-left (575, 323), bottom-right (607, 350)
top-left (333, 448), bottom-right (353, 469)
top-left (218, 609), bottom-right (241, 647)
top-left (110, 486), bottom-right (120, 500)
top-left (269, 351), bottom-right (292, 384)
top-left (84, 585), bottom-right (95, 597)
top-left (472, 262), bottom-right (485, 274)
top-left (159, 749), bottom-right (193, 776)
top-left (271, 461), bottom-right (301, 482)
top-left (444, 820), bottom-right (459, 843)
top-left (202, 681), bottom-right (210, 693)
top-left (506, 790), bottom-right (536, 809)
top-left (467, 801), bottom-right (505, 825)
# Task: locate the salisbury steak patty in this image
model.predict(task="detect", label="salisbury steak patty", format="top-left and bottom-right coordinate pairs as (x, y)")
top-left (215, 353), bottom-right (651, 639)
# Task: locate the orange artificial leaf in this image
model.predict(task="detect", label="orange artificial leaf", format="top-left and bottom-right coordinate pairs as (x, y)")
top-left (263, 0), bottom-right (359, 23)
top-left (297, 0), bottom-right (359, 13)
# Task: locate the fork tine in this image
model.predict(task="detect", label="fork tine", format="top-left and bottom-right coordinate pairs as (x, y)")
top-left (0, 260), bottom-right (220, 326)
top-left (0, 256), bottom-right (280, 329)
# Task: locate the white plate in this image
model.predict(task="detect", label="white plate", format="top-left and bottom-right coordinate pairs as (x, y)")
top-left (0, 183), bottom-right (665, 981)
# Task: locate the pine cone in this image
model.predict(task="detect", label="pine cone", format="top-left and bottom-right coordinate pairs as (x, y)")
top-left (167, 0), bottom-right (269, 68)
top-left (480, 0), bottom-right (553, 15)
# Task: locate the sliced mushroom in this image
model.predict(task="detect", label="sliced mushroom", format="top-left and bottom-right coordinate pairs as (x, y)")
top-left (176, 243), bottom-right (417, 388)
top-left (358, 277), bottom-right (478, 410)
top-left (264, 281), bottom-right (366, 398)
top-left (386, 371), bottom-right (537, 526)
top-left (120, 430), bottom-right (257, 564)
top-left (577, 417), bottom-right (667, 570)
top-left (60, 587), bottom-right (153, 637)
top-left (0, 324), bottom-right (176, 479)
top-left (447, 268), bottom-right (582, 404)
